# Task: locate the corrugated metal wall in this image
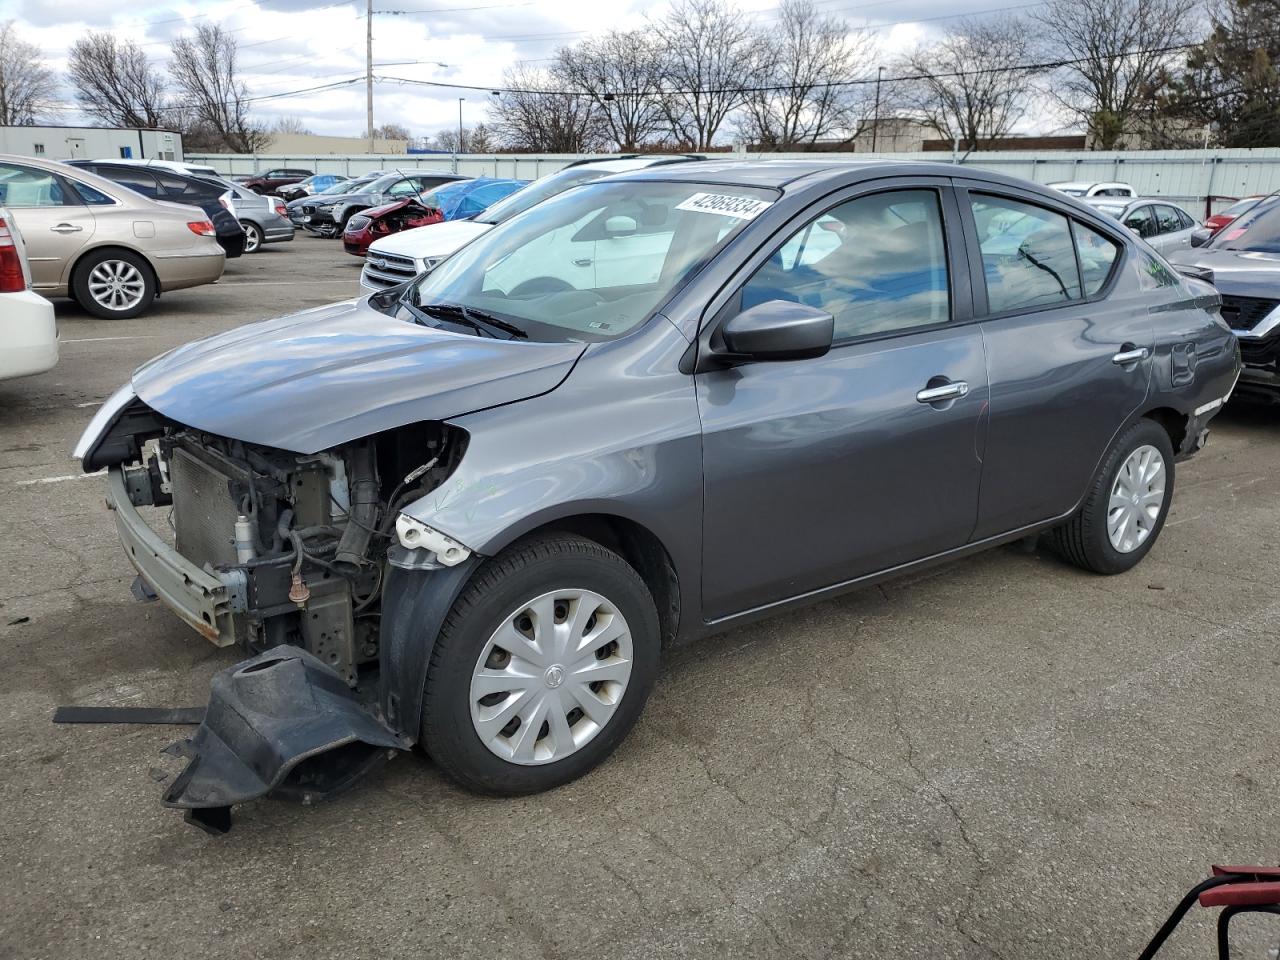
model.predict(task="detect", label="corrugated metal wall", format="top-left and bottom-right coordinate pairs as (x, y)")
top-left (189, 148), bottom-right (1280, 216)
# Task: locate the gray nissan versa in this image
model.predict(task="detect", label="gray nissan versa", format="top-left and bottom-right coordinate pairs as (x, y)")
top-left (74, 160), bottom-right (1241, 830)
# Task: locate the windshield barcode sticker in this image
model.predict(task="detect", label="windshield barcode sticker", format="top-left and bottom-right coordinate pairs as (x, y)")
top-left (675, 193), bottom-right (773, 220)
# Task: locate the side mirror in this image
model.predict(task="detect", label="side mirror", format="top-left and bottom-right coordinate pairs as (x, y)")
top-left (604, 215), bottom-right (638, 236)
top-left (1190, 226), bottom-right (1211, 247)
top-left (716, 300), bottom-right (834, 363)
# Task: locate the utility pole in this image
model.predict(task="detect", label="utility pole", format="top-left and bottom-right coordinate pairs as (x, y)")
top-left (871, 65), bottom-right (884, 153)
top-left (455, 97), bottom-right (464, 174)
top-left (366, 0), bottom-right (374, 153)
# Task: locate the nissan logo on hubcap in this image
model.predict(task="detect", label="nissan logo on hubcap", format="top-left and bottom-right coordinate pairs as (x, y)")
top-left (543, 665), bottom-right (565, 688)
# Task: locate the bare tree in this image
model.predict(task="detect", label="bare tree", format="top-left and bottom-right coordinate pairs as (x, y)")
top-left (0, 21), bottom-right (60, 124)
top-left (557, 30), bottom-right (670, 150)
top-left (898, 18), bottom-right (1033, 151)
top-left (469, 122), bottom-right (495, 152)
top-left (433, 124), bottom-right (493, 151)
top-left (169, 24), bottom-right (268, 153)
top-left (273, 115), bottom-right (312, 135)
top-left (1033, 0), bottom-right (1200, 149)
top-left (361, 121), bottom-right (409, 140)
top-left (737, 0), bottom-right (878, 149)
top-left (489, 64), bottom-right (601, 151)
top-left (67, 33), bottom-right (166, 128)
top-left (650, 0), bottom-right (757, 149)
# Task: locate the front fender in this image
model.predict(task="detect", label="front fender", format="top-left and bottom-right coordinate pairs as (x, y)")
top-left (398, 317), bottom-right (704, 621)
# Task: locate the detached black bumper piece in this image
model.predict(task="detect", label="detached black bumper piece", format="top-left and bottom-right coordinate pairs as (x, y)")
top-left (162, 646), bottom-right (408, 834)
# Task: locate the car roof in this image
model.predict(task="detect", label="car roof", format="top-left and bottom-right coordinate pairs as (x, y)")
top-left (600, 157), bottom-right (1070, 194)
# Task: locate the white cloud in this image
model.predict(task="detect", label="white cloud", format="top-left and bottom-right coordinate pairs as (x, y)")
top-left (6, 0), bottom-right (1060, 140)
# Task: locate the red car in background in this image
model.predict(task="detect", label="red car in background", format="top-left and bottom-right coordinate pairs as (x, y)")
top-left (342, 197), bottom-right (442, 256)
top-left (1205, 195), bottom-right (1264, 235)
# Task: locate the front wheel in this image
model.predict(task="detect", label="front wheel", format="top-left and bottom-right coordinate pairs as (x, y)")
top-left (419, 535), bottom-right (660, 794)
top-left (240, 220), bottom-right (262, 253)
top-left (1049, 418), bottom-right (1175, 574)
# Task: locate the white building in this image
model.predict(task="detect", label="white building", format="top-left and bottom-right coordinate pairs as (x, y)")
top-left (0, 126), bottom-right (183, 162)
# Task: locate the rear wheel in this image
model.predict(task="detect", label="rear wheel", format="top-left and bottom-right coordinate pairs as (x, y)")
top-left (71, 249), bottom-right (156, 319)
top-left (1049, 419), bottom-right (1175, 574)
top-left (419, 535), bottom-right (660, 794)
top-left (240, 220), bottom-right (262, 253)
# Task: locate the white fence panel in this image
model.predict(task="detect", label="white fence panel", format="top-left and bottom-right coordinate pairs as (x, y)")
top-left (189, 149), bottom-right (1280, 216)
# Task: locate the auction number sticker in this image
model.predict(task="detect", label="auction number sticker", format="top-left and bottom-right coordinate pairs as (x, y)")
top-left (675, 192), bottom-right (773, 220)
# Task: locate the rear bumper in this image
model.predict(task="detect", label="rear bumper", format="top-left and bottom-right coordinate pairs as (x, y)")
top-left (0, 290), bottom-right (57, 380)
top-left (153, 250), bottom-right (225, 292)
top-left (106, 467), bottom-right (237, 646)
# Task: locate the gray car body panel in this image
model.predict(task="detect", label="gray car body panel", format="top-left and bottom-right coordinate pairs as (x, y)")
top-left (131, 298), bottom-right (585, 453)
top-left (118, 159), bottom-right (1238, 640)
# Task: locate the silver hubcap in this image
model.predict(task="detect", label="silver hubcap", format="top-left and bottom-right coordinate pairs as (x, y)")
top-left (243, 225), bottom-right (259, 251)
top-left (469, 588), bottom-right (633, 766)
top-left (87, 260), bottom-right (146, 311)
top-left (1108, 444), bottom-right (1166, 553)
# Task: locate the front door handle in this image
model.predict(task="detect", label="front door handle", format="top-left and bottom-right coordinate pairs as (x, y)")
top-left (916, 380), bottom-right (969, 404)
top-left (51, 223), bottom-right (83, 233)
top-left (573, 258), bottom-right (592, 267)
top-left (1112, 347), bottom-right (1149, 365)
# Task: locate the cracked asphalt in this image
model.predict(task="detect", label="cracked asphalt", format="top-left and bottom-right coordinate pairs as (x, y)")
top-left (2, 237), bottom-right (1278, 960)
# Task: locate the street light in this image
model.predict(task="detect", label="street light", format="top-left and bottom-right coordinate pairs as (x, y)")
top-left (455, 98), bottom-right (464, 174)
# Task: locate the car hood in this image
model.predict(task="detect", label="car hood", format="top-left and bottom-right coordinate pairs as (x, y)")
top-left (369, 219), bottom-right (492, 260)
top-left (1167, 247), bottom-right (1280, 298)
top-left (131, 297), bottom-right (586, 453)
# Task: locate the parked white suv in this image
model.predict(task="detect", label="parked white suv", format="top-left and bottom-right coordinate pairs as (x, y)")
top-left (360, 155), bottom-right (702, 290)
top-left (0, 206), bottom-right (57, 381)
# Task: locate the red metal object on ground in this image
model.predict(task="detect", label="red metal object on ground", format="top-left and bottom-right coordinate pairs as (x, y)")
top-left (1138, 865), bottom-right (1280, 960)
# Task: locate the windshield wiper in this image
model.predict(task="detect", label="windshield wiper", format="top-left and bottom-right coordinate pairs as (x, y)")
top-left (417, 301), bottom-right (528, 339)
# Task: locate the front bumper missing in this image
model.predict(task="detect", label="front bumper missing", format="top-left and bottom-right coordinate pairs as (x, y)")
top-left (106, 467), bottom-right (237, 647)
top-left (163, 646), bottom-right (409, 834)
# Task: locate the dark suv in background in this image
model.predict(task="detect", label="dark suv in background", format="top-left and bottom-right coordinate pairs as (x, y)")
top-left (242, 168), bottom-right (314, 195)
top-left (68, 160), bottom-right (246, 258)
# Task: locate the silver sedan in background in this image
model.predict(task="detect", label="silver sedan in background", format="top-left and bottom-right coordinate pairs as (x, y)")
top-left (1086, 197), bottom-right (1199, 254)
top-left (199, 175), bottom-right (296, 253)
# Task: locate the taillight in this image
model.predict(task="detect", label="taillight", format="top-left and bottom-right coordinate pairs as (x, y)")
top-left (188, 220), bottom-right (215, 236)
top-left (272, 198), bottom-right (287, 216)
top-left (0, 216), bottom-right (27, 293)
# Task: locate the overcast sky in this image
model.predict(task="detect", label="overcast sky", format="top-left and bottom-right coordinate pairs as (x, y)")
top-left (1, 0), bottom-right (1049, 140)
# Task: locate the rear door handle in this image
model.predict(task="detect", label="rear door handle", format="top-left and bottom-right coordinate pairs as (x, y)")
top-left (1112, 347), bottom-right (1149, 365)
top-left (51, 223), bottom-right (83, 233)
top-left (916, 381), bottom-right (969, 404)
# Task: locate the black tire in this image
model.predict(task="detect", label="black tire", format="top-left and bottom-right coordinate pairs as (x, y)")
top-left (240, 220), bottom-right (262, 253)
top-left (1048, 418), bottom-right (1175, 575)
top-left (70, 249), bottom-right (156, 320)
top-left (419, 535), bottom-right (661, 795)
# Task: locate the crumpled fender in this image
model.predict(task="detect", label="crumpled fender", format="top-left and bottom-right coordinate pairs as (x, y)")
top-left (162, 646), bottom-right (409, 834)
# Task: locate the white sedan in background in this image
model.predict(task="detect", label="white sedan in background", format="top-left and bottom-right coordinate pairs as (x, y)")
top-left (0, 206), bottom-right (57, 381)
top-left (360, 155), bottom-right (703, 291)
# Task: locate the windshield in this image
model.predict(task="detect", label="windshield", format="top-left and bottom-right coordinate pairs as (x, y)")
top-left (407, 180), bottom-right (777, 343)
top-left (1211, 196), bottom-right (1280, 252)
top-left (1219, 196), bottom-right (1262, 219)
top-left (476, 166), bottom-right (610, 225)
top-left (319, 178), bottom-right (363, 195)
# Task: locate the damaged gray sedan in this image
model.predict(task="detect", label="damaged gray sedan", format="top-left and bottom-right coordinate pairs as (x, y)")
top-left (74, 160), bottom-right (1241, 830)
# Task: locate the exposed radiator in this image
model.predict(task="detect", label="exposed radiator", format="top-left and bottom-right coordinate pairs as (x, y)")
top-left (169, 447), bottom-right (241, 570)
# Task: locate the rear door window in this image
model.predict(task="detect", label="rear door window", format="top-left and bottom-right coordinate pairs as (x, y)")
top-left (970, 194), bottom-right (1081, 313)
top-left (1154, 205), bottom-right (1182, 235)
top-left (1072, 221), bottom-right (1121, 296)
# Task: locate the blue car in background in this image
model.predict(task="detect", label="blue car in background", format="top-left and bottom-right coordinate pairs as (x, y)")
top-left (426, 177), bottom-right (529, 221)
top-left (278, 173), bottom-right (350, 202)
